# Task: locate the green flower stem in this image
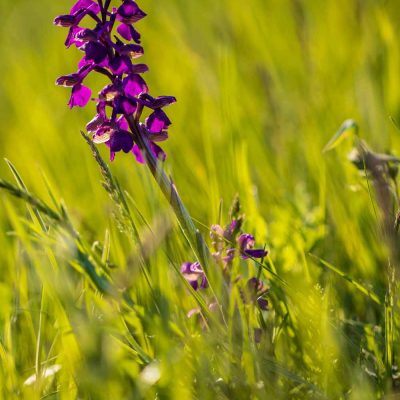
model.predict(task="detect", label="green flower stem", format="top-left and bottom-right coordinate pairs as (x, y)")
top-left (125, 115), bottom-right (213, 275)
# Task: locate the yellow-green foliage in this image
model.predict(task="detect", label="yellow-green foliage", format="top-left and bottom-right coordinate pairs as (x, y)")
top-left (0, 0), bottom-right (399, 398)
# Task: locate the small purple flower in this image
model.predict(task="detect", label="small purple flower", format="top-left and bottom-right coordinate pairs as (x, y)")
top-left (238, 234), bottom-right (255, 251)
top-left (180, 262), bottom-right (208, 291)
top-left (246, 278), bottom-right (269, 310)
top-left (55, 0), bottom-right (175, 162)
top-left (257, 298), bottom-right (269, 311)
top-left (182, 218), bottom-right (269, 295)
top-left (56, 65), bottom-right (93, 108)
top-left (247, 277), bottom-right (265, 293)
top-left (238, 233), bottom-right (268, 260)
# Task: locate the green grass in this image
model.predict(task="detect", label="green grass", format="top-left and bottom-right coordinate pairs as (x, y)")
top-left (1, 0), bottom-right (400, 398)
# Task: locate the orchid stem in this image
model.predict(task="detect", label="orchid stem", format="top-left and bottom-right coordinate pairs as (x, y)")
top-left (125, 115), bottom-right (210, 270)
top-left (125, 116), bottom-right (229, 327)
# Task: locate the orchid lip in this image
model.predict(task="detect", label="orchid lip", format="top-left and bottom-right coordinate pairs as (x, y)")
top-left (93, 132), bottom-right (111, 144)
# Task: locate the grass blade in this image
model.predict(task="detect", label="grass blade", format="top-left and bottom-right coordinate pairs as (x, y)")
top-left (309, 253), bottom-right (381, 305)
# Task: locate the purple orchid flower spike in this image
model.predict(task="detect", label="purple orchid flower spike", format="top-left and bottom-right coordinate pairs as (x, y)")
top-left (55, 1), bottom-right (214, 303)
top-left (54, 0), bottom-right (175, 162)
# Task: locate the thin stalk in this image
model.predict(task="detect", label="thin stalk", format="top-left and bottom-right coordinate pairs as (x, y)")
top-left (104, 0), bottom-right (111, 14)
top-left (35, 286), bottom-right (45, 392)
top-left (125, 115), bottom-right (211, 271)
top-left (125, 115), bottom-right (228, 325)
top-left (358, 142), bottom-right (398, 384)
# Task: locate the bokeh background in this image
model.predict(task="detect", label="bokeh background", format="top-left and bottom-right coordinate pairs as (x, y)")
top-left (1, 0), bottom-right (400, 398)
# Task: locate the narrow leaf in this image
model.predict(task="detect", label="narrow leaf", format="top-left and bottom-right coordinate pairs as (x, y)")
top-left (309, 253), bottom-right (381, 305)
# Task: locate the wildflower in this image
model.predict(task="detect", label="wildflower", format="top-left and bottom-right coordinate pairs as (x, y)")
top-left (181, 219), bottom-right (268, 290)
top-left (238, 233), bottom-right (268, 259)
top-left (210, 221), bottom-right (268, 267)
top-left (55, 0), bottom-right (175, 162)
top-left (180, 262), bottom-right (208, 291)
top-left (247, 277), bottom-right (269, 310)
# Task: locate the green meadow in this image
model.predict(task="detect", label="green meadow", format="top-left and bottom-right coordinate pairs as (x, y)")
top-left (1, 0), bottom-right (400, 398)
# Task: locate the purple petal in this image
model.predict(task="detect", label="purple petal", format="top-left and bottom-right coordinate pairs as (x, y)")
top-left (75, 28), bottom-right (98, 42)
top-left (200, 275), bottom-right (209, 289)
top-left (109, 130), bottom-right (134, 153)
top-left (96, 100), bottom-right (107, 119)
top-left (238, 233), bottom-right (255, 251)
top-left (148, 131), bottom-right (168, 142)
top-left (57, 65), bottom-right (92, 88)
top-left (189, 279), bottom-right (199, 291)
top-left (180, 261), bottom-right (206, 291)
top-left (223, 248), bottom-right (236, 264)
top-left (93, 122), bottom-right (115, 144)
top-left (78, 56), bottom-right (92, 68)
top-left (139, 94), bottom-right (176, 109)
top-left (84, 42), bottom-right (108, 64)
top-left (68, 84), bottom-right (91, 108)
top-left (244, 249), bottom-right (268, 259)
top-left (109, 55), bottom-right (132, 75)
top-left (114, 96), bottom-right (137, 115)
top-left (116, 44), bottom-right (144, 58)
top-left (180, 262), bottom-right (193, 274)
top-left (152, 96), bottom-right (177, 109)
top-left (145, 109), bottom-right (171, 133)
top-left (150, 142), bottom-right (166, 161)
top-left (54, 15), bottom-right (76, 27)
top-left (99, 84), bottom-right (120, 101)
top-left (123, 74), bottom-right (148, 98)
top-left (56, 73), bottom-right (81, 87)
top-left (116, 116), bottom-right (129, 130)
top-left (86, 114), bottom-right (105, 132)
top-left (131, 64), bottom-right (149, 74)
top-left (65, 26), bottom-right (85, 48)
top-left (132, 144), bottom-right (145, 163)
top-left (228, 219), bottom-right (241, 236)
top-left (117, 23), bottom-right (141, 43)
top-left (247, 277), bottom-right (264, 292)
top-left (257, 298), bottom-right (268, 310)
top-left (70, 0), bottom-right (100, 15)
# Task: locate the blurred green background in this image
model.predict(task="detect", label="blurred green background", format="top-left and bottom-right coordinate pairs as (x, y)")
top-left (1, 0), bottom-right (400, 398)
